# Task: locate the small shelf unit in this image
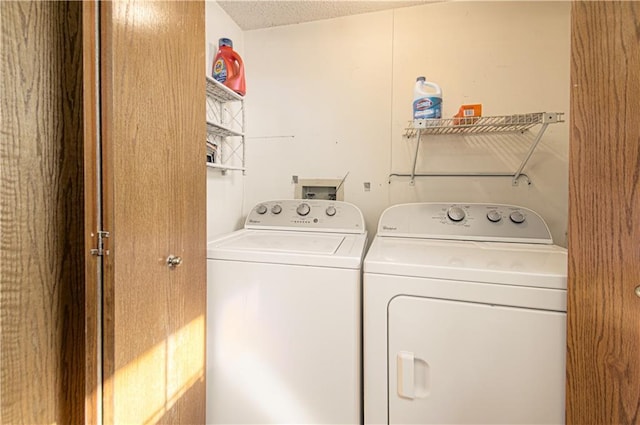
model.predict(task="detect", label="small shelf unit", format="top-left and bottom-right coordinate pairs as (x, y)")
top-left (206, 76), bottom-right (245, 174)
top-left (396, 112), bottom-right (564, 185)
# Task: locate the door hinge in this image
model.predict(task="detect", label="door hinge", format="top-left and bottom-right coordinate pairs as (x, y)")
top-left (90, 230), bottom-right (110, 256)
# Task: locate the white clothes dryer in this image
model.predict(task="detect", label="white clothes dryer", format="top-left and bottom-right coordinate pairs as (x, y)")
top-left (364, 203), bottom-right (567, 425)
top-left (206, 200), bottom-right (367, 424)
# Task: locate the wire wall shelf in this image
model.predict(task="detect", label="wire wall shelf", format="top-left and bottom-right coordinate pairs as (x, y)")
top-left (205, 76), bottom-right (245, 174)
top-left (206, 121), bottom-right (243, 138)
top-left (206, 75), bottom-right (243, 103)
top-left (404, 112), bottom-right (563, 138)
top-left (397, 112), bottom-right (565, 185)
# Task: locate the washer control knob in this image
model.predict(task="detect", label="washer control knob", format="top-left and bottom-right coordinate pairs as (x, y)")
top-left (447, 206), bottom-right (466, 222)
top-left (510, 210), bottom-right (526, 224)
top-left (256, 204), bottom-right (268, 215)
top-left (325, 206), bottom-right (337, 217)
top-left (487, 210), bottom-right (502, 223)
top-left (271, 204), bottom-right (282, 215)
top-left (296, 203), bottom-right (311, 216)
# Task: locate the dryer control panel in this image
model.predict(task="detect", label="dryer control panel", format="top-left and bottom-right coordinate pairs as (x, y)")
top-left (245, 200), bottom-right (365, 234)
top-left (377, 203), bottom-right (552, 244)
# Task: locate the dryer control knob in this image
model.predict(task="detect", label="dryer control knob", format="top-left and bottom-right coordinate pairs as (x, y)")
top-left (487, 210), bottom-right (502, 223)
top-left (447, 206), bottom-right (466, 222)
top-left (271, 204), bottom-right (282, 215)
top-left (325, 206), bottom-right (337, 217)
top-left (510, 210), bottom-right (526, 224)
top-left (256, 204), bottom-right (268, 215)
top-left (296, 203), bottom-right (311, 216)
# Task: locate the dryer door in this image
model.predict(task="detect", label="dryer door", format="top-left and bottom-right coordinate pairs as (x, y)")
top-left (388, 295), bottom-right (565, 424)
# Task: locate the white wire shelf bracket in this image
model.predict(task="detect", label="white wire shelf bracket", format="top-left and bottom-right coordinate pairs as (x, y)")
top-left (396, 112), bottom-right (564, 185)
top-left (206, 132), bottom-right (245, 175)
top-left (389, 172), bottom-right (531, 185)
top-left (206, 100), bottom-right (243, 132)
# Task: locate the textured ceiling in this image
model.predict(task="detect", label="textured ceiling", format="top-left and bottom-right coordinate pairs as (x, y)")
top-left (217, 1), bottom-right (433, 30)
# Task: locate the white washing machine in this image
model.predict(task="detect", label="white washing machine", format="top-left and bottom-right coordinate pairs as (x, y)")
top-left (363, 203), bottom-right (567, 424)
top-left (206, 199), bottom-right (367, 424)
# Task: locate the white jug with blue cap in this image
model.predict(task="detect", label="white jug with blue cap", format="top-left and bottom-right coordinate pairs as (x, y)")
top-left (413, 76), bottom-right (442, 128)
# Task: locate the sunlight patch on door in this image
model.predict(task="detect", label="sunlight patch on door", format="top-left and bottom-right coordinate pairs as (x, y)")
top-left (108, 315), bottom-right (205, 424)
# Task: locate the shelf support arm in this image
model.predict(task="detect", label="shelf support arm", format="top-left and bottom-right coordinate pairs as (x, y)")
top-left (512, 123), bottom-right (550, 184)
top-left (410, 131), bottom-right (423, 184)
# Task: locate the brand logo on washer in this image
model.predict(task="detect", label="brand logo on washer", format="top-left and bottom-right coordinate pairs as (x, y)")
top-left (382, 225), bottom-right (397, 231)
top-left (248, 219), bottom-right (260, 224)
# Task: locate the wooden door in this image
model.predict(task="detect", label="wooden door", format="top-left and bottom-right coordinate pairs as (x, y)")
top-left (567, 2), bottom-right (640, 423)
top-left (95, 1), bottom-right (206, 423)
top-left (1, 2), bottom-right (85, 423)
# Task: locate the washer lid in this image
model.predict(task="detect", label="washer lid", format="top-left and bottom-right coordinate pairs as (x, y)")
top-left (364, 236), bottom-right (567, 290)
top-left (207, 229), bottom-right (368, 269)
top-left (218, 231), bottom-right (344, 254)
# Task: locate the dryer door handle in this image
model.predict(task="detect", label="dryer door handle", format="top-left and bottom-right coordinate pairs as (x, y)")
top-left (397, 351), bottom-right (430, 400)
top-left (397, 351), bottom-right (415, 399)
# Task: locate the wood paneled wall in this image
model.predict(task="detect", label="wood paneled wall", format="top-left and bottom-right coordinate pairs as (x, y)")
top-left (0, 2), bottom-right (85, 423)
top-left (567, 2), bottom-right (640, 423)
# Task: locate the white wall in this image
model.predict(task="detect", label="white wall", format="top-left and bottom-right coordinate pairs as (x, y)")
top-left (209, 1), bottom-right (571, 246)
top-left (243, 10), bottom-right (394, 237)
top-left (389, 1), bottom-right (570, 246)
top-left (206, 1), bottom-right (246, 239)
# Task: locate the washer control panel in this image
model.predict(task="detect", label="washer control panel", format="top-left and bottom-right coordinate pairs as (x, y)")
top-left (378, 203), bottom-right (553, 244)
top-left (245, 200), bottom-right (365, 234)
